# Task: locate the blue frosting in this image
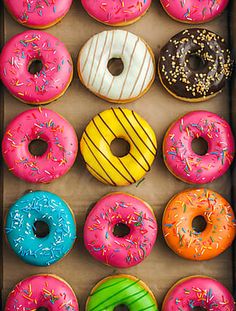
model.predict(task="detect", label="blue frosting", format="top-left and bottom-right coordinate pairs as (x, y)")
top-left (5, 191), bottom-right (76, 266)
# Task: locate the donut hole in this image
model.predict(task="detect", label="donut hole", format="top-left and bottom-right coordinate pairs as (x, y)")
top-left (108, 58), bottom-right (124, 76)
top-left (191, 137), bottom-right (208, 156)
top-left (192, 216), bottom-right (207, 233)
top-left (113, 223), bottom-right (130, 238)
top-left (29, 139), bottom-right (48, 156)
top-left (36, 308), bottom-right (49, 311)
top-left (187, 53), bottom-right (205, 71)
top-left (111, 138), bottom-right (130, 157)
top-left (114, 305), bottom-right (130, 311)
top-left (33, 221), bottom-right (50, 238)
top-left (28, 59), bottom-right (43, 75)
top-left (192, 307), bottom-right (207, 311)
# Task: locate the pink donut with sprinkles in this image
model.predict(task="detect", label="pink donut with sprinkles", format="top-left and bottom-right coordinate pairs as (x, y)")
top-left (5, 274), bottom-right (79, 311)
top-left (4, 0), bottom-right (73, 29)
top-left (84, 192), bottom-right (157, 268)
top-left (160, 0), bottom-right (229, 24)
top-left (163, 111), bottom-right (235, 184)
top-left (0, 30), bottom-right (73, 105)
top-left (162, 275), bottom-right (235, 311)
top-left (2, 108), bottom-right (78, 183)
top-left (81, 0), bottom-right (152, 26)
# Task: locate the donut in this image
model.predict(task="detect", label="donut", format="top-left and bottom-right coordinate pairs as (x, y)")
top-left (5, 190), bottom-right (76, 266)
top-left (160, 0), bottom-right (229, 24)
top-left (84, 192), bottom-right (157, 268)
top-left (163, 110), bottom-right (235, 184)
top-left (162, 189), bottom-right (236, 261)
top-left (162, 275), bottom-right (235, 310)
top-left (86, 274), bottom-right (158, 310)
top-left (2, 107), bottom-right (78, 183)
top-left (5, 274), bottom-right (79, 310)
top-left (3, 0), bottom-right (73, 29)
top-left (158, 28), bottom-right (233, 102)
top-left (81, 0), bottom-right (152, 26)
top-left (80, 108), bottom-right (157, 186)
top-left (0, 30), bottom-right (73, 105)
top-left (77, 30), bottom-right (155, 103)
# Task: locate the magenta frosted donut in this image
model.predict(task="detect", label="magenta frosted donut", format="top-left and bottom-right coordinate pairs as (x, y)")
top-left (84, 192), bottom-right (157, 268)
top-left (2, 107), bottom-right (78, 183)
top-left (81, 0), bottom-right (152, 26)
top-left (0, 30), bottom-right (73, 105)
top-left (162, 275), bottom-right (235, 310)
top-left (163, 111), bottom-right (235, 184)
top-left (5, 274), bottom-right (79, 311)
top-left (160, 0), bottom-right (229, 24)
top-left (4, 0), bottom-right (73, 29)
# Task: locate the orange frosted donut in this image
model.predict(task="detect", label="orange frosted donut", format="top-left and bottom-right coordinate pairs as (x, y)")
top-left (162, 188), bottom-right (236, 261)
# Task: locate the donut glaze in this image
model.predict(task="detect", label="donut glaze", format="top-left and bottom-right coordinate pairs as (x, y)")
top-left (162, 189), bottom-right (236, 260)
top-left (86, 274), bottom-right (158, 310)
top-left (84, 193), bottom-right (157, 268)
top-left (160, 0), bottom-right (229, 24)
top-left (5, 274), bottom-right (79, 311)
top-left (78, 30), bottom-right (155, 103)
top-left (0, 30), bottom-right (73, 104)
top-left (162, 276), bottom-right (235, 310)
top-left (163, 111), bottom-right (235, 184)
top-left (80, 108), bottom-right (157, 186)
top-left (2, 108), bottom-right (78, 183)
top-left (4, 0), bottom-right (73, 29)
top-left (5, 191), bottom-right (76, 266)
top-left (158, 29), bottom-right (233, 102)
top-left (81, 0), bottom-right (152, 26)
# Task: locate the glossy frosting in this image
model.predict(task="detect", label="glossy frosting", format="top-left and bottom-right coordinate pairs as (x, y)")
top-left (81, 0), bottom-right (152, 25)
top-left (84, 192), bottom-right (157, 268)
top-left (4, 0), bottom-right (73, 28)
top-left (78, 30), bottom-right (155, 103)
top-left (163, 111), bottom-right (235, 184)
top-left (80, 108), bottom-right (157, 186)
top-left (86, 274), bottom-right (158, 310)
top-left (0, 30), bottom-right (73, 104)
top-left (160, 0), bottom-right (229, 23)
top-left (2, 108), bottom-right (78, 183)
top-left (158, 28), bottom-right (233, 101)
top-left (162, 276), bottom-right (235, 310)
top-left (163, 189), bottom-right (236, 260)
top-left (5, 191), bottom-right (76, 266)
top-left (5, 274), bottom-right (79, 310)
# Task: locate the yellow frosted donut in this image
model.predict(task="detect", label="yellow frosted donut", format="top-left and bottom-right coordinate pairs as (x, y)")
top-left (80, 108), bottom-right (157, 186)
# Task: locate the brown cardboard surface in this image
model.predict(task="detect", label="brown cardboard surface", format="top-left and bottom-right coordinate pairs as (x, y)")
top-left (1, 1), bottom-right (234, 309)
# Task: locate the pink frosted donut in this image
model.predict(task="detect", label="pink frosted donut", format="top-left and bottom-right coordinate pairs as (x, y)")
top-left (84, 192), bottom-right (157, 268)
top-left (0, 30), bottom-right (73, 105)
top-left (4, 0), bottom-right (73, 29)
top-left (163, 111), bottom-right (235, 184)
top-left (162, 275), bottom-right (235, 310)
top-left (81, 0), bottom-right (152, 26)
top-left (2, 107), bottom-right (78, 183)
top-left (5, 274), bottom-right (79, 311)
top-left (160, 0), bottom-right (229, 24)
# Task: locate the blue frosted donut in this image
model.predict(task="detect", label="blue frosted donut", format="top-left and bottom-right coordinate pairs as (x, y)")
top-left (5, 191), bottom-right (76, 266)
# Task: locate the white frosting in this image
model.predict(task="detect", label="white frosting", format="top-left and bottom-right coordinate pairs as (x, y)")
top-left (78, 30), bottom-right (155, 102)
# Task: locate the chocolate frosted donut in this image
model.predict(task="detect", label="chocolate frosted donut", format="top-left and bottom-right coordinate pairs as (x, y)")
top-left (158, 28), bottom-right (233, 102)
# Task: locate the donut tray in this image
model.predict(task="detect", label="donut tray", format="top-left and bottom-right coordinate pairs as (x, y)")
top-left (0, 0), bottom-right (235, 309)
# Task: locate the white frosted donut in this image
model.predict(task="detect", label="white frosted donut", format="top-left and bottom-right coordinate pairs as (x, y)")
top-left (77, 30), bottom-right (156, 103)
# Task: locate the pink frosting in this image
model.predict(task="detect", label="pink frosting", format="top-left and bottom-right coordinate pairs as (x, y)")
top-left (163, 110), bottom-right (235, 184)
top-left (160, 0), bottom-right (229, 23)
top-left (162, 276), bottom-right (235, 310)
top-left (84, 192), bottom-right (157, 268)
top-left (81, 0), bottom-right (152, 25)
top-left (2, 107), bottom-right (78, 183)
top-left (0, 30), bottom-right (73, 104)
top-left (4, 0), bottom-right (73, 28)
top-left (5, 274), bottom-right (79, 311)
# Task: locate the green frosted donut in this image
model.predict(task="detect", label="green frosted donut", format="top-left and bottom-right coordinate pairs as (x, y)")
top-left (86, 274), bottom-right (158, 311)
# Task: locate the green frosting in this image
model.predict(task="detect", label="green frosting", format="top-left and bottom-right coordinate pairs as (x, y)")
top-left (86, 276), bottom-right (158, 311)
